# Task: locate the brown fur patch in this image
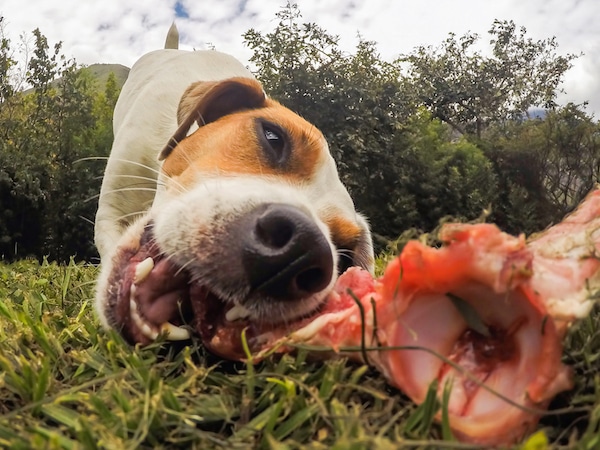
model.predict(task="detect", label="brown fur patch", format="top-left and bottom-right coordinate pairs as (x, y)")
top-left (324, 215), bottom-right (364, 252)
top-left (160, 78), bottom-right (267, 160)
top-left (161, 102), bottom-right (326, 187)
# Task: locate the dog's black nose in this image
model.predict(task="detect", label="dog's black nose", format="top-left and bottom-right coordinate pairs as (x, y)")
top-left (241, 203), bottom-right (334, 300)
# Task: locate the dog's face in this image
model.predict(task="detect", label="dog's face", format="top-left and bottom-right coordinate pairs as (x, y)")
top-left (95, 77), bottom-right (374, 345)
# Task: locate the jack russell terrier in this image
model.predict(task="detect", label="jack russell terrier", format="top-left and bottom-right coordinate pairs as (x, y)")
top-left (94, 25), bottom-right (374, 344)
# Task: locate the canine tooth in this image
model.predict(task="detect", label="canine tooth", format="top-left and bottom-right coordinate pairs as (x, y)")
top-left (140, 322), bottom-right (159, 340)
top-left (134, 257), bottom-right (155, 283)
top-left (225, 304), bottom-right (252, 321)
top-left (160, 322), bottom-right (191, 341)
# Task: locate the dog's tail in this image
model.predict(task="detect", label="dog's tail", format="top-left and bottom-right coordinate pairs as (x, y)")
top-left (164, 22), bottom-right (179, 49)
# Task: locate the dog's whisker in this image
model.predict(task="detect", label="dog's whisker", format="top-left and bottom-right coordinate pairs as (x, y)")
top-left (156, 239), bottom-right (195, 269)
top-left (154, 173), bottom-right (189, 197)
top-left (79, 215), bottom-right (95, 226)
top-left (179, 142), bottom-right (198, 167)
top-left (96, 187), bottom-right (160, 200)
top-left (95, 155), bottom-right (189, 195)
top-left (76, 156), bottom-right (110, 162)
top-left (337, 248), bottom-right (356, 257)
top-left (85, 188), bottom-right (158, 204)
top-left (89, 186), bottom-right (164, 201)
top-left (172, 257), bottom-right (196, 278)
top-left (106, 170), bottom-right (187, 195)
top-left (103, 174), bottom-right (169, 187)
top-left (337, 249), bottom-right (358, 264)
top-left (159, 242), bottom-right (186, 260)
top-left (337, 247), bottom-right (374, 271)
top-left (101, 158), bottom-right (165, 177)
top-left (83, 193), bottom-right (102, 203)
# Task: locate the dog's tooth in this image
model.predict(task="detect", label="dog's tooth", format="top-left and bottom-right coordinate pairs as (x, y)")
top-left (140, 322), bottom-right (159, 340)
top-left (129, 285), bottom-right (159, 340)
top-left (129, 285), bottom-right (138, 315)
top-left (291, 315), bottom-right (328, 341)
top-left (129, 267), bottom-right (188, 342)
top-left (134, 257), bottom-right (155, 284)
top-left (225, 304), bottom-right (252, 321)
top-left (160, 322), bottom-right (191, 341)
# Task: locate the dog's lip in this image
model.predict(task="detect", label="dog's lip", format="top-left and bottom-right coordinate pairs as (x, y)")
top-left (195, 266), bottom-right (375, 360)
top-left (189, 282), bottom-right (329, 359)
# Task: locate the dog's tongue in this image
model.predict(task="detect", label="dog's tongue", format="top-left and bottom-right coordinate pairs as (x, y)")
top-left (132, 257), bottom-right (190, 323)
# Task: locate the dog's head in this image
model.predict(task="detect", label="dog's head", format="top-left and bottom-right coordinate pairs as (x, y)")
top-left (95, 77), bottom-right (374, 346)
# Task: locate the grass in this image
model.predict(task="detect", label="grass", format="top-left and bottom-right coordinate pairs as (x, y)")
top-left (0, 258), bottom-right (598, 449)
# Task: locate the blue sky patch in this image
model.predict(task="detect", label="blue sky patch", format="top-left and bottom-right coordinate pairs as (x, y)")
top-left (175, 1), bottom-right (189, 18)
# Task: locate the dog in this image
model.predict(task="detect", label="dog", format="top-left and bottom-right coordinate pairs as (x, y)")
top-left (94, 25), bottom-right (374, 344)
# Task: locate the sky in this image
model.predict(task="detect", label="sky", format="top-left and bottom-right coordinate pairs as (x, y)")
top-left (2, 0), bottom-right (600, 116)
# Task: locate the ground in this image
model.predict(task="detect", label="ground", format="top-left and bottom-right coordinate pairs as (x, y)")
top-left (0, 258), bottom-right (598, 449)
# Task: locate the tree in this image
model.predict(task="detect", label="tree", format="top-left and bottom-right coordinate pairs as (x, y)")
top-left (483, 103), bottom-right (600, 234)
top-left (401, 20), bottom-right (578, 138)
top-left (0, 22), bottom-right (117, 262)
top-left (0, 26), bottom-right (51, 258)
top-left (244, 4), bottom-right (497, 245)
top-left (399, 110), bottom-right (498, 231)
top-left (245, 5), bottom-right (415, 243)
top-left (0, 17), bottom-right (15, 105)
top-left (539, 104), bottom-right (600, 214)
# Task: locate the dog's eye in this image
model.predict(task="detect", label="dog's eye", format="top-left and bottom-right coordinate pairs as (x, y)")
top-left (337, 252), bottom-right (354, 275)
top-left (264, 127), bottom-right (284, 150)
top-left (256, 119), bottom-right (290, 167)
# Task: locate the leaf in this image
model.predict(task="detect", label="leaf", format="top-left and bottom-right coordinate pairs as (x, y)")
top-left (440, 380), bottom-right (456, 442)
top-left (521, 430), bottom-right (549, 450)
top-left (447, 292), bottom-right (491, 337)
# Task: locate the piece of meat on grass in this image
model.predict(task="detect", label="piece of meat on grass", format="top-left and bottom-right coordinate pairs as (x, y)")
top-left (285, 189), bottom-right (600, 445)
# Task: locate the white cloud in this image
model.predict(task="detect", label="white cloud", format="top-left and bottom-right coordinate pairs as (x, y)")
top-left (2, 0), bottom-right (599, 115)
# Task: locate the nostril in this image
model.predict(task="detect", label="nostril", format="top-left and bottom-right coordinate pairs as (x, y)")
top-left (255, 212), bottom-right (294, 249)
top-left (241, 203), bottom-right (334, 300)
top-left (295, 266), bottom-right (329, 295)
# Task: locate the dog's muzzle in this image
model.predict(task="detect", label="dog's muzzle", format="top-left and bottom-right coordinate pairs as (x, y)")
top-left (101, 202), bottom-right (337, 355)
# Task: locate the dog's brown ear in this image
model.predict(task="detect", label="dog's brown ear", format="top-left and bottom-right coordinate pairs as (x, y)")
top-left (159, 77), bottom-right (266, 160)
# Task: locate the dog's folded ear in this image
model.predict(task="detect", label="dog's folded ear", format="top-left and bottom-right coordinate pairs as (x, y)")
top-left (159, 77), bottom-right (266, 160)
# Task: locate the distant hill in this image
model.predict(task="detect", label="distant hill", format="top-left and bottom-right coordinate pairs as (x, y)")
top-left (22, 63), bottom-right (130, 95)
top-left (84, 63), bottom-right (129, 91)
top-left (528, 108), bottom-right (547, 119)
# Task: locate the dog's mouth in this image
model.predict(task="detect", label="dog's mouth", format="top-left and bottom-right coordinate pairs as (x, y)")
top-left (108, 220), bottom-right (335, 357)
top-left (106, 222), bottom-right (192, 345)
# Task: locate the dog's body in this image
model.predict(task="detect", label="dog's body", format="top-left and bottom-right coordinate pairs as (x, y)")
top-left (95, 32), bottom-right (374, 344)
